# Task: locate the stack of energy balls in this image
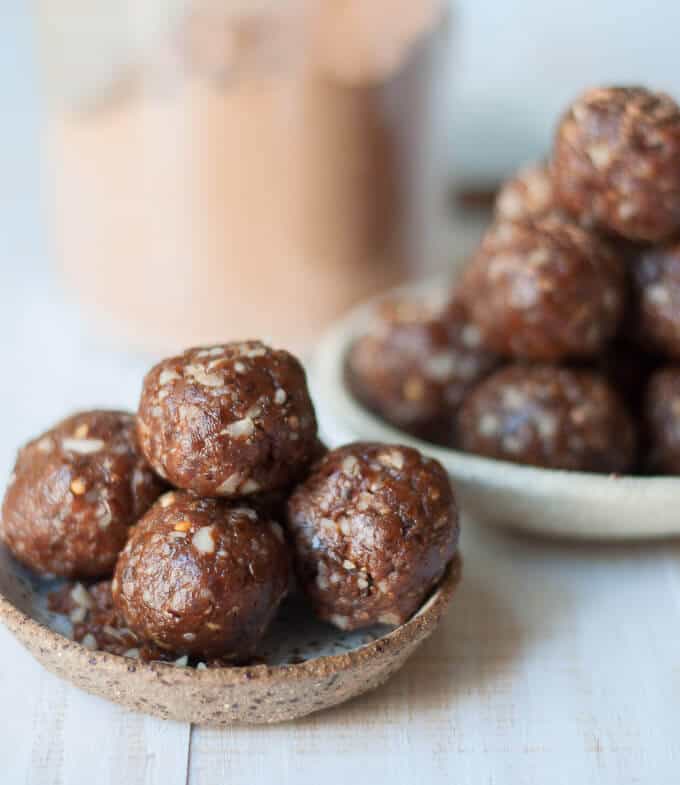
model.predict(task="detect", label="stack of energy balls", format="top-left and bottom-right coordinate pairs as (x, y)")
top-left (349, 85), bottom-right (680, 476)
top-left (0, 341), bottom-right (459, 666)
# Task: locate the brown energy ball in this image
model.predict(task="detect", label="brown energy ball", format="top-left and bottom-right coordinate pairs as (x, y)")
top-left (137, 341), bottom-right (318, 497)
top-left (495, 161), bottom-right (561, 222)
top-left (552, 86), bottom-right (680, 243)
top-left (460, 217), bottom-right (626, 361)
top-left (346, 297), bottom-right (498, 443)
top-left (631, 243), bottom-right (680, 358)
top-left (0, 411), bottom-right (164, 578)
top-left (287, 443), bottom-right (459, 631)
top-left (456, 365), bottom-right (636, 473)
top-left (645, 367), bottom-right (680, 474)
top-left (113, 491), bottom-right (290, 659)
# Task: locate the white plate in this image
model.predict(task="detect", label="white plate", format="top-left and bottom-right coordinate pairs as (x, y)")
top-left (310, 277), bottom-right (680, 541)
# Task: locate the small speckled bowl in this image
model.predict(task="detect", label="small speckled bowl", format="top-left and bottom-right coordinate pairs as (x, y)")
top-left (310, 276), bottom-right (680, 541)
top-left (0, 544), bottom-right (461, 725)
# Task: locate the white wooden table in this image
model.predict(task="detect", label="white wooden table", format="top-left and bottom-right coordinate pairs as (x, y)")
top-left (2, 260), bottom-right (680, 785)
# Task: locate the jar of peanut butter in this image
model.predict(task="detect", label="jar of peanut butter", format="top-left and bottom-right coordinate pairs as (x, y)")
top-left (37, 0), bottom-right (450, 353)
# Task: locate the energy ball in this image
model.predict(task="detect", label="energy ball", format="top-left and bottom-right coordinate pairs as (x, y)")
top-left (287, 443), bottom-right (459, 631)
top-left (631, 243), bottom-right (680, 358)
top-left (645, 367), bottom-right (680, 475)
top-left (495, 162), bottom-right (561, 222)
top-left (137, 341), bottom-right (318, 497)
top-left (460, 217), bottom-right (626, 361)
top-left (0, 411), bottom-right (164, 578)
top-left (552, 86), bottom-right (680, 243)
top-left (347, 297), bottom-right (498, 443)
top-left (112, 491), bottom-right (290, 659)
top-left (456, 365), bottom-right (636, 473)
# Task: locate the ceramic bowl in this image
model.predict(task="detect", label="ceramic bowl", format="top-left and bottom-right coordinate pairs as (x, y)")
top-left (0, 543), bottom-right (461, 725)
top-left (310, 277), bottom-right (680, 540)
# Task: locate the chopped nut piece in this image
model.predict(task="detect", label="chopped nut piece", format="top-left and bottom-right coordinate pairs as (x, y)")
top-left (223, 418), bottom-right (255, 439)
top-left (81, 633), bottom-right (98, 651)
top-left (61, 437), bottom-right (106, 455)
top-left (71, 583), bottom-right (94, 609)
top-left (192, 526), bottom-right (216, 554)
top-left (341, 455), bottom-right (360, 476)
top-left (160, 493), bottom-right (176, 508)
top-left (159, 369), bottom-right (181, 386)
top-left (216, 474), bottom-right (241, 495)
top-left (69, 606), bottom-right (87, 624)
top-left (241, 478), bottom-right (260, 494)
top-left (70, 478), bottom-right (87, 495)
top-left (184, 365), bottom-right (224, 388)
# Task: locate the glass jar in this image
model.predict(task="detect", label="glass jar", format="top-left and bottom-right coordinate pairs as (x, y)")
top-left (37, 0), bottom-right (449, 353)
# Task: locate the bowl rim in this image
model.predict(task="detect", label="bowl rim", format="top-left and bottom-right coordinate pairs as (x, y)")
top-left (311, 274), bottom-right (680, 493)
top-left (0, 553), bottom-right (462, 685)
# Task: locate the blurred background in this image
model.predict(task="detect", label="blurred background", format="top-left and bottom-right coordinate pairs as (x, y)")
top-left (2, 0), bottom-right (680, 474)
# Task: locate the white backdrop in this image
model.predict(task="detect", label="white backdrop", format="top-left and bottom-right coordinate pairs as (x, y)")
top-left (449, 0), bottom-right (680, 179)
